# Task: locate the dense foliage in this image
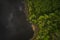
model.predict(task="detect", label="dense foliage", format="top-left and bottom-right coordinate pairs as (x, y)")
top-left (26, 0), bottom-right (60, 40)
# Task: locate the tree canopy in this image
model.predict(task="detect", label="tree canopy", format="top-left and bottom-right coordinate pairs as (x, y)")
top-left (26, 0), bottom-right (60, 40)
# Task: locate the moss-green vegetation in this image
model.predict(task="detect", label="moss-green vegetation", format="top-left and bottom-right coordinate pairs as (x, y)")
top-left (26, 0), bottom-right (60, 40)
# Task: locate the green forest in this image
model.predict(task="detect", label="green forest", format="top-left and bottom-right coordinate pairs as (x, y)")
top-left (26, 0), bottom-right (60, 40)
